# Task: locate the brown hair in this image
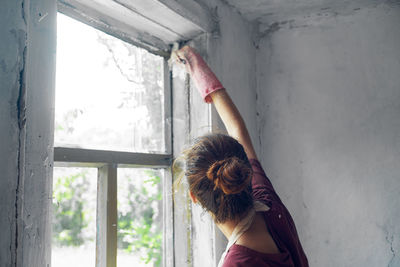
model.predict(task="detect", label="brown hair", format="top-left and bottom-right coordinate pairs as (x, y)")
top-left (183, 133), bottom-right (253, 223)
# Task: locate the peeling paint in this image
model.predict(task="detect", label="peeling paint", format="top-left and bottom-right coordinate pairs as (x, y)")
top-left (379, 224), bottom-right (397, 266)
top-left (224, 0), bottom-right (383, 25)
top-left (218, 0), bottom-right (400, 38)
top-left (38, 13), bottom-right (49, 23)
top-left (13, 1), bottom-right (28, 265)
top-left (385, 234), bottom-right (396, 266)
top-left (17, 47), bottom-right (27, 131)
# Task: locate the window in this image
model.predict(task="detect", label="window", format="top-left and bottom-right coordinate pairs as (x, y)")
top-left (52, 13), bottom-right (172, 267)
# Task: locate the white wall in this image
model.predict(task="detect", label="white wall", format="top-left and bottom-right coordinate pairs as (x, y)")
top-left (198, 0), bottom-right (258, 152)
top-left (256, 3), bottom-right (400, 266)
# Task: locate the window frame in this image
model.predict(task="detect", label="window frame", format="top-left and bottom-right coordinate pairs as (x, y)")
top-left (53, 11), bottom-right (174, 267)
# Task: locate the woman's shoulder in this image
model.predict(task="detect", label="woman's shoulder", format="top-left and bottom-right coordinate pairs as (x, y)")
top-left (223, 244), bottom-right (293, 267)
top-left (248, 158), bottom-right (282, 204)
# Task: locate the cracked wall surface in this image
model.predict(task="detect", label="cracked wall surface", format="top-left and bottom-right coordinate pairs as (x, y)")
top-left (0, 0), bottom-right (56, 266)
top-left (255, 3), bottom-right (400, 266)
top-left (0, 1), bottom-right (27, 265)
top-left (224, 0), bottom-right (387, 32)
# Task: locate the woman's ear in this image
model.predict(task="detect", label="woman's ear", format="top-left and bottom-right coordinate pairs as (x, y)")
top-left (189, 191), bottom-right (197, 203)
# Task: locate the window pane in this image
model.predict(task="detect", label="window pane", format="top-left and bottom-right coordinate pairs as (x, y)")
top-left (52, 167), bottom-right (97, 267)
top-left (117, 168), bottom-right (164, 267)
top-left (55, 13), bottom-right (165, 153)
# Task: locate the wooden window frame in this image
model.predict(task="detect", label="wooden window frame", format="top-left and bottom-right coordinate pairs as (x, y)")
top-left (53, 11), bottom-right (174, 267)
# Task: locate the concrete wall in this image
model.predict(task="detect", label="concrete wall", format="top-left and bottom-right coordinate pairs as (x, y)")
top-left (0, 0), bottom-right (56, 266)
top-left (256, 3), bottom-right (400, 267)
top-left (207, 7), bottom-right (258, 157)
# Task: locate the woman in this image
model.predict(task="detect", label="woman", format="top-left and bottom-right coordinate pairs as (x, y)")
top-left (172, 46), bottom-right (309, 267)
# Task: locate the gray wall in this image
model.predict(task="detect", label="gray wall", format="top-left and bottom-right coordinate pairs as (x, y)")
top-left (256, 3), bottom-right (400, 267)
top-left (204, 0), bottom-right (258, 155)
top-left (0, 0), bottom-right (56, 266)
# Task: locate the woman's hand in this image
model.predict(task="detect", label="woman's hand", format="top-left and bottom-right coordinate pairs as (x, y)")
top-left (171, 46), bottom-right (224, 103)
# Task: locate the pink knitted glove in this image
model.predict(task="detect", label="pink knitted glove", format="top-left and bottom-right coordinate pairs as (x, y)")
top-left (173, 46), bottom-right (224, 103)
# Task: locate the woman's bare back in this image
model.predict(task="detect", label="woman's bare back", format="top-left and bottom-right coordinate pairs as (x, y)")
top-left (236, 213), bottom-right (280, 254)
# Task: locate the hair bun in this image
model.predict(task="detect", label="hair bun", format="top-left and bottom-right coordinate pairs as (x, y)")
top-left (206, 157), bottom-right (251, 195)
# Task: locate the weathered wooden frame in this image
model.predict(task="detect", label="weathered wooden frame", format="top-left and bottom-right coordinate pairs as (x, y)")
top-left (57, 0), bottom-right (218, 57)
top-left (96, 164), bottom-right (117, 267)
top-left (54, 147), bottom-right (172, 168)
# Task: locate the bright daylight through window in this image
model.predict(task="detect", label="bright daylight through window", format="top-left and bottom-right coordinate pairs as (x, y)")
top-left (52, 13), bottom-right (170, 267)
top-left (54, 14), bottom-right (165, 153)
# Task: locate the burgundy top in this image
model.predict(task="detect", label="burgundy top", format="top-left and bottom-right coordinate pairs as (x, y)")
top-left (222, 159), bottom-right (309, 267)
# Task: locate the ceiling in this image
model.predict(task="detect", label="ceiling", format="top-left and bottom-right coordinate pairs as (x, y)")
top-left (222, 0), bottom-right (381, 30)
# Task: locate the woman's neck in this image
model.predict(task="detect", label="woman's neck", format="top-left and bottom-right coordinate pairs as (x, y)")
top-left (215, 209), bottom-right (254, 239)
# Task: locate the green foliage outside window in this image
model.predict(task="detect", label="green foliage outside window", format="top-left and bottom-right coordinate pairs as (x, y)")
top-left (53, 170), bottom-right (91, 246)
top-left (118, 170), bottom-right (162, 266)
top-left (53, 169), bottom-right (162, 267)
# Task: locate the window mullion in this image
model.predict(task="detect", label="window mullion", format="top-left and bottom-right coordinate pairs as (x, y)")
top-left (163, 58), bottom-right (172, 155)
top-left (163, 167), bottom-right (174, 267)
top-left (96, 164), bottom-right (118, 267)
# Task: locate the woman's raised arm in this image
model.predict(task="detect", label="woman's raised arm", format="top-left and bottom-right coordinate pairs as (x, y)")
top-left (172, 46), bottom-right (257, 160)
top-left (208, 89), bottom-right (257, 160)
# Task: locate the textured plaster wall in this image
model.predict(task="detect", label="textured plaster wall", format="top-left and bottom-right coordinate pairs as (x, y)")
top-left (201, 0), bottom-right (258, 154)
top-left (256, 3), bottom-right (400, 266)
top-left (224, 0), bottom-right (383, 31)
top-left (0, 0), bottom-right (56, 266)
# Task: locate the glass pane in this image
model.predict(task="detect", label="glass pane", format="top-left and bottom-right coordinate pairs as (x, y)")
top-left (55, 13), bottom-right (165, 153)
top-left (117, 168), bottom-right (164, 267)
top-left (52, 167), bottom-right (97, 267)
